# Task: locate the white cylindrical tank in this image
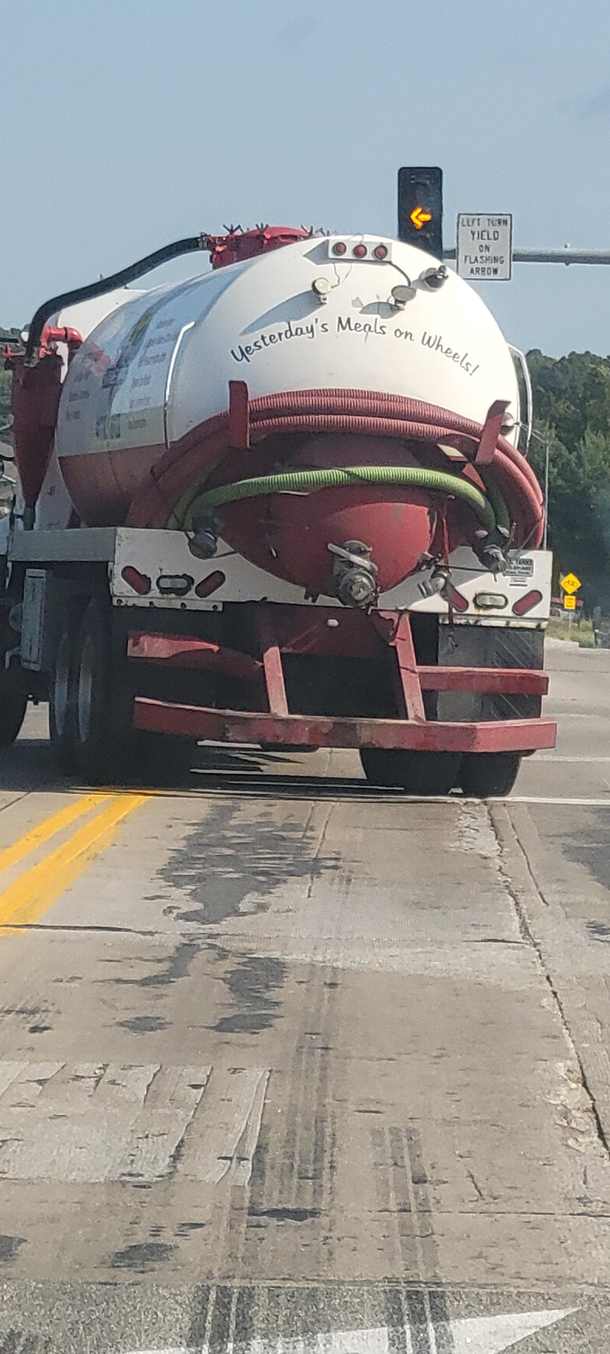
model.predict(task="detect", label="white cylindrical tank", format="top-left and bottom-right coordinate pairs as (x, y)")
top-left (54, 235), bottom-right (519, 527)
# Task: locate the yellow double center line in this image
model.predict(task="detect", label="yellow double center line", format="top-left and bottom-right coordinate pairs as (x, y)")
top-left (0, 792), bottom-right (147, 932)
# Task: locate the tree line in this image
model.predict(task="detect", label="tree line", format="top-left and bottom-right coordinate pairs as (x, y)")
top-left (527, 350), bottom-right (610, 608)
top-left (0, 330), bottom-right (20, 433)
top-left (1, 335), bottom-right (610, 604)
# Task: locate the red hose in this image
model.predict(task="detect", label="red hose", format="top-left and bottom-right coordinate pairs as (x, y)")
top-left (126, 389), bottom-right (545, 547)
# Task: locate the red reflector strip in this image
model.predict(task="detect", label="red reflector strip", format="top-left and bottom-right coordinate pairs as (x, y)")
top-left (121, 566), bottom-right (151, 595)
top-left (512, 589), bottom-right (543, 616)
top-left (446, 585), bottom-right (469, 612)
top-left (195, 570), bottom-right (226, 598)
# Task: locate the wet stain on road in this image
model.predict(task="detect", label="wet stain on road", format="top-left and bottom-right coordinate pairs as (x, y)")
top-left (249, 1206), bottom-right (321, 1221)
top-left (158, 802), bottom-right (338, 925)
top-left (554, 807), bottom-right (610, 892)
top-left (117, 1015), bottom-right (171, 1032)
top-left (106, 941), bottom-right (202, 989)
top-left (110, 1241), bottom-right (175, 1271)
top-left (213, 953), bottom-right (286, 1033)
top-left (0, 1237), bottom-right (25, 1263)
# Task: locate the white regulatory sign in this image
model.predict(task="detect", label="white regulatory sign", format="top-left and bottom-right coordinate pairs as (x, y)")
top-left (457, 213), bottom-right (513, 281)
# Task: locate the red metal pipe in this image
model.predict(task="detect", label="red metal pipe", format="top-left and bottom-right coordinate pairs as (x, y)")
top-left (41, 325), bottom-right (83, 350)
top-left (6, 351), bottom-right (63, 508)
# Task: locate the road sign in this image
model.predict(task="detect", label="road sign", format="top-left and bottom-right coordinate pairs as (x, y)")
top-left (560, 572), bottom-right (582, 595)
top-left (456, 214), bottom-right (513, 280)
top-left (563, 594), bottom-right (576, 611)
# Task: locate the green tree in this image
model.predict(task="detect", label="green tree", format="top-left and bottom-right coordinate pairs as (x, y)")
top-left (527, 350), bottom-right (610, 608)
top-left (0, 329), bottom-right (21, 433)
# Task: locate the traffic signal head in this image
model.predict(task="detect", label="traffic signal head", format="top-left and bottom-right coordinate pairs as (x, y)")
top-left (398, 167), bottom-right (443, 259)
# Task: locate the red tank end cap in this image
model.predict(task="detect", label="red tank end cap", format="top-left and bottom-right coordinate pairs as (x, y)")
top-left (208, 226), bottom-right (311, 269)
top-left (8, 352), bottom-right (63, 508)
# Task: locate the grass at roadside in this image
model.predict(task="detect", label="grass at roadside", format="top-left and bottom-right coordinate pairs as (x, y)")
top-left (546, 618), bottom-right (596, 648)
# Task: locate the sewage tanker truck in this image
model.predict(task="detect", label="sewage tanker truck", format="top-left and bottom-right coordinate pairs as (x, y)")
top-left (1, 172), bottom-right (556, 794)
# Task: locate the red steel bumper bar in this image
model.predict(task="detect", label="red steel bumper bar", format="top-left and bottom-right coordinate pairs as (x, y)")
top-left (133, 698), bottom-right (556, 754)
top-left (127, 632), bottom-right (549, 696)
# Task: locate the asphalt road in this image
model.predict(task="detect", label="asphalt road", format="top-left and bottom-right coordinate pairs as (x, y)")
top-left (0, 637), bottom-right (608, 1352)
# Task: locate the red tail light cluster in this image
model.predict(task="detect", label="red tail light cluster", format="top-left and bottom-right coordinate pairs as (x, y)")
top-left (121, 566), bottom-right (151, 595)
top-left (446, 586), bottom-right (469, 612)
top-left (330, 240), bottom-right (391, 260)
top-left (195, 571), bottom-right (226, 598)
top-left (512, 589), bottom-right (543, 616)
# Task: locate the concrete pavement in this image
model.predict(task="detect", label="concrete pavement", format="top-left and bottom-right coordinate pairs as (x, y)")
top-left (0, 641), bottom-right (606, 1349)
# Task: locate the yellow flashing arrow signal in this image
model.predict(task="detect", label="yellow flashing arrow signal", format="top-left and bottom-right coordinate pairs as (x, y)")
top-left (410, 207), bottom-right (433, 230)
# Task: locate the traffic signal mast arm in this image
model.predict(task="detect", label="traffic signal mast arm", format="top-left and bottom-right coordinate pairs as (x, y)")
top-left (444, 246), bottom-right (610, 265)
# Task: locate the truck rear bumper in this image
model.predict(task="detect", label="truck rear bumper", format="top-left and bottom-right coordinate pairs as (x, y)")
top-left (133, 698), bottom-right (557, 754)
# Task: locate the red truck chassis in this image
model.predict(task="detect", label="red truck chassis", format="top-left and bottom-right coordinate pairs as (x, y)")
top-left (127, 607), bottom-right (556, 757)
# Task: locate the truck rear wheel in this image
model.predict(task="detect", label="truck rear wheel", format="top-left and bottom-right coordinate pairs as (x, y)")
top-left (135, 730), bottom-right (197, 785)
top-left (49, 609), bottom-right (81, 772)
top-left (458, 752), bottom-right (521, 797)
top-left (0, 675), bottom-right (27, 748)
top-left (72, 599), bottom-right (134, 783)
top-left (360, 748), bottom-right (461, 795)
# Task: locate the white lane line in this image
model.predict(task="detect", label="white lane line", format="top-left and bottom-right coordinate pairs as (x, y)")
top-left (504, 795), bottom-right (610, 806)
top-left (535, 755), bottom-right (610, 761)
top-left (549, 712), bottom-right (607, 718)
top-left (119, 1307), bottom-right (576, 1354)
top-left (0, 1062), bottom-right (269, 1183)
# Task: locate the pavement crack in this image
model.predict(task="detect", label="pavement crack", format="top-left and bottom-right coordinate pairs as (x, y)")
top-left (0, 923), bottom-right (160, 936)
top-left (306, 804), bottom-right (334, 901)
top-left (466, 1169), bottom-right (485, 1201)
top-left (488, 803), bottom-right (610, 1164)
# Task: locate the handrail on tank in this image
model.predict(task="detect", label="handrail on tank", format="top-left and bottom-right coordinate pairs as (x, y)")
top-left (24, 235), bottom-right (212, 364)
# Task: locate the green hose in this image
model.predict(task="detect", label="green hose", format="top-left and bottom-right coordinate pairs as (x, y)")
top-left (176, 465), bottom-right (497, 532)
top-left (478, 467), bottom-right (511, 531)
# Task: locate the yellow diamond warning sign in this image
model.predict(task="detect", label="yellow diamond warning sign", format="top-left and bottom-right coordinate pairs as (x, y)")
top-left (560, 572), bottom-right (582, 595)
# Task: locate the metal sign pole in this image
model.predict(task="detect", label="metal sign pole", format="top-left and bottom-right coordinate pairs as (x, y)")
top-left (445, 246), bottom-right (610, 266)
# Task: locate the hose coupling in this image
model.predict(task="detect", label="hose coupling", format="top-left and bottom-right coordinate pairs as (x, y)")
top-left (329, 540), bottom-right (379, 609)
top-left (473, 524), bottom-right (511, 575)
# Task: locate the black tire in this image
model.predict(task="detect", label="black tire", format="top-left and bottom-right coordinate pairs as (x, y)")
top-left (72, 598), bottom-right (135, 783)
top-left (0, 675), bottom-right (27, 748)
top-left (49, 609), bottom-right (81, 771)
top-left (360, 748), bottom-right (461, 795)
top-left (458, 751), bottom-right (521, 798)
top-left (135, 731), bottom-right (197, 786)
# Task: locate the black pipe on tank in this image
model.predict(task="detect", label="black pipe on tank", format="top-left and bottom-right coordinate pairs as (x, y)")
top-left (24, 234), bottom-right (211, 364)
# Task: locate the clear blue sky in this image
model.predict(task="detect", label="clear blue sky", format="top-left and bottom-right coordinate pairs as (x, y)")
top-left (2, 0), bottom-right (610, 356)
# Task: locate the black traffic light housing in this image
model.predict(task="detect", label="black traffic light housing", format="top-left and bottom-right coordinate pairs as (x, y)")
top-left (397, 167), bottom-right (443, 259)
